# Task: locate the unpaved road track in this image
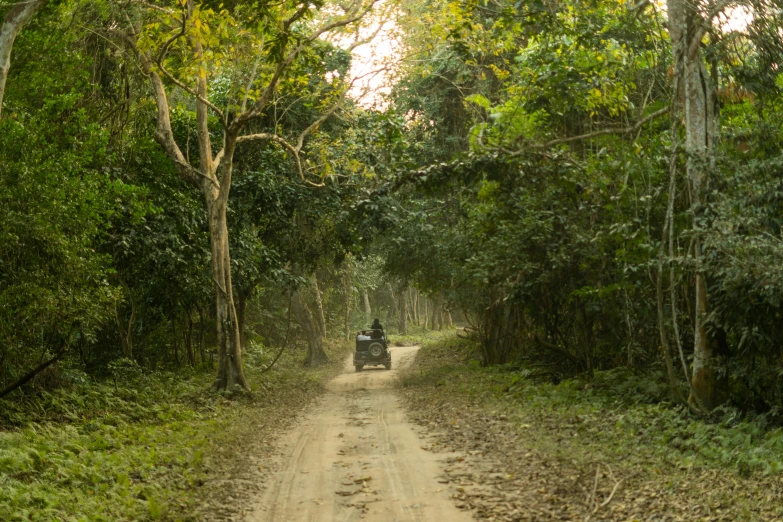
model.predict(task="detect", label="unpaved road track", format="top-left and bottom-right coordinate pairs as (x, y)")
top-left (247, 345), bottom-right (472, 522)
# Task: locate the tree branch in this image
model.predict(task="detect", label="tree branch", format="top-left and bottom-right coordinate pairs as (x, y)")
top-left (236, 132), bottom-right (324, 186)
top-left (0, 348), bottom-right (66, 399)
top-left (511, 106), bottom-right (671, 152)
top-left (260, 293), bottom-right (293, 374)
top-left (240, 0), bottom-right (378, 124)
top-left (153, 6), bottom-right (226, 125)
top-left (295, 99), bottom-right (343, 151)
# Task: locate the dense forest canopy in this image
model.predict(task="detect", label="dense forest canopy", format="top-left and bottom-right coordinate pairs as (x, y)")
top-left (2, 0), bottom-right (783, 421)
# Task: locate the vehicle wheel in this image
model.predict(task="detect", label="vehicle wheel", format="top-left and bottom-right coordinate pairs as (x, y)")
top-left (355, 365), bottom-right (363, 372)
top-left (385, 361), bottom-right (392, 370)
top-left (369, 343), bottom-right (384, 357)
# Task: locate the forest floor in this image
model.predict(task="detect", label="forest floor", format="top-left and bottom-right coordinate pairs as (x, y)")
top-left (398, 333), bottom-right (783, 522)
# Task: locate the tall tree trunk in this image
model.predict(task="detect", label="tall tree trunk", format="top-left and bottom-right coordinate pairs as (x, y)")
top-left (412, 288), bottom-right (419, 325)
top-left (136, 11), bottom-right (249, 390)
top-left (0, 0), bottom-right (46, 117)
top-left (387, 284), bottom-right (397, 325)
top-left (208, 199), bottom-right (249, 390)
top-left (668, 0), bottom-right (720, 409)
top-left (399, 286), bottom-right (408, 335)
top-left (431, 297), bottom-right (439, 330)
top-left (293, 290), bottom-right (330, 367)
top-left (406, 288), bottom-right (415, 324)
top-left (312, 273), bottom-right (327, 338)
top-left (115, 287), bottom-right (136, 359)
top-left (656, 168), bottom-right (686, 401)
top-left (343, 263), bottom-right (352, 340)
top-left (423, 298), bottom-right (429, 327)
top-left (132, 0), bottom-right (377, 390)
top-left (362, 289), bottom-right (371, 316)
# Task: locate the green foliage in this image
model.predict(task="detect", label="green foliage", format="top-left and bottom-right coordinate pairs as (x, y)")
top-left (0, 102), bottom-right (145, 391)
top-left (0, 338), bottom-right (349, 521)
top-left (383, 0), bottom-right (783, 416)
top-left (0, 370), bottom-right (220, 521)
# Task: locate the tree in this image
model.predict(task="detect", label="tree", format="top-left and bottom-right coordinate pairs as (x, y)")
top-left (342, 258), bottom-right (353, 340)
top-left (116, 0), bottom-right (382, 390)
top-left (666, 0), bottom-right (724, 410)
top-left (398, 283), bottom-right (407, 334)
top-left (292, 287), bottom-right (330, 366)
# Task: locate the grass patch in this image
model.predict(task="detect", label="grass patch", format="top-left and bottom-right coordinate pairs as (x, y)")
top-left (0, 340), bottom-right (351, 521)
top-left (388, 324), bottom-right (455, 347)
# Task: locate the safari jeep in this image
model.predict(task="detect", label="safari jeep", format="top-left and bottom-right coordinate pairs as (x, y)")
top-left (353, 329), bottom-right (391, 372)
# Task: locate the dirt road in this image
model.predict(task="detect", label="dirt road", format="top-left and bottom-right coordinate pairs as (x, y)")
top-left (247, 345), bottom-right (473, 522)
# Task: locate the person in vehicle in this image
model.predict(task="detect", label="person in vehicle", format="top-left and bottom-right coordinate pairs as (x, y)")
top-left (371, 318), bottom-right (384, 338)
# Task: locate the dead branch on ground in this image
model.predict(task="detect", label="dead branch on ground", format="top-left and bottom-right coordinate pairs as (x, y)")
top-left (583, 464), bottom-right (624, 522)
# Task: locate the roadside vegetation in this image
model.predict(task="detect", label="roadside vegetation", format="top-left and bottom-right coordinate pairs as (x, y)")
top-left (0, 340), bottom-right (352, 522)
top-left (400, 335), bottom-right (783, 520)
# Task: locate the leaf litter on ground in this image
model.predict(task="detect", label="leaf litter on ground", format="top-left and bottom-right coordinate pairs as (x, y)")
top-left (398, 335), bottom-right (783, 522)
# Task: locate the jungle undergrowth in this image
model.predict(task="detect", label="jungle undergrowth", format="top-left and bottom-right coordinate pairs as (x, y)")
top-left (0, 339), bottom-right (353, 522)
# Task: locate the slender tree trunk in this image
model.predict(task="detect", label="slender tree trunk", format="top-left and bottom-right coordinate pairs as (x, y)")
top-left (0, 0), bottom-right (46, 118)
top-left (208, 199), bottom-right (249, 390)
top-left (387, 284), bottom-right (397, 324)
top-left (399, 286), bottom-right (408, 335)
top-left (657, 270), bottom-right (681, 398)
top-left (362, 289), bottom-right (371, 316)
top-left (133, 0), bottom-right (377, 390)
top-left (312, 273), bottom-right (327, 338)
top-left (686, 63), bottom-right (718, 408)
top-left (406, 288), bottom-right (415, 324)
top-left (136, 14), bottom-right (249, 390)
top-left (115, 288), bottom-right (136, 359)
top-left (668, 0), bottom-right (720, 409)
top-left (656, 197), bottom-right (684, 402)
top-left (412, 289), bottom-right (419, 325)
top-left (576, 301), bottom-right (594, 379)
top-left (431, 297), bottom-right (440, 330)
top-left (293, 290), bottom-right (330, 366)
top-left (343, 263), bottom-right (352, 340)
